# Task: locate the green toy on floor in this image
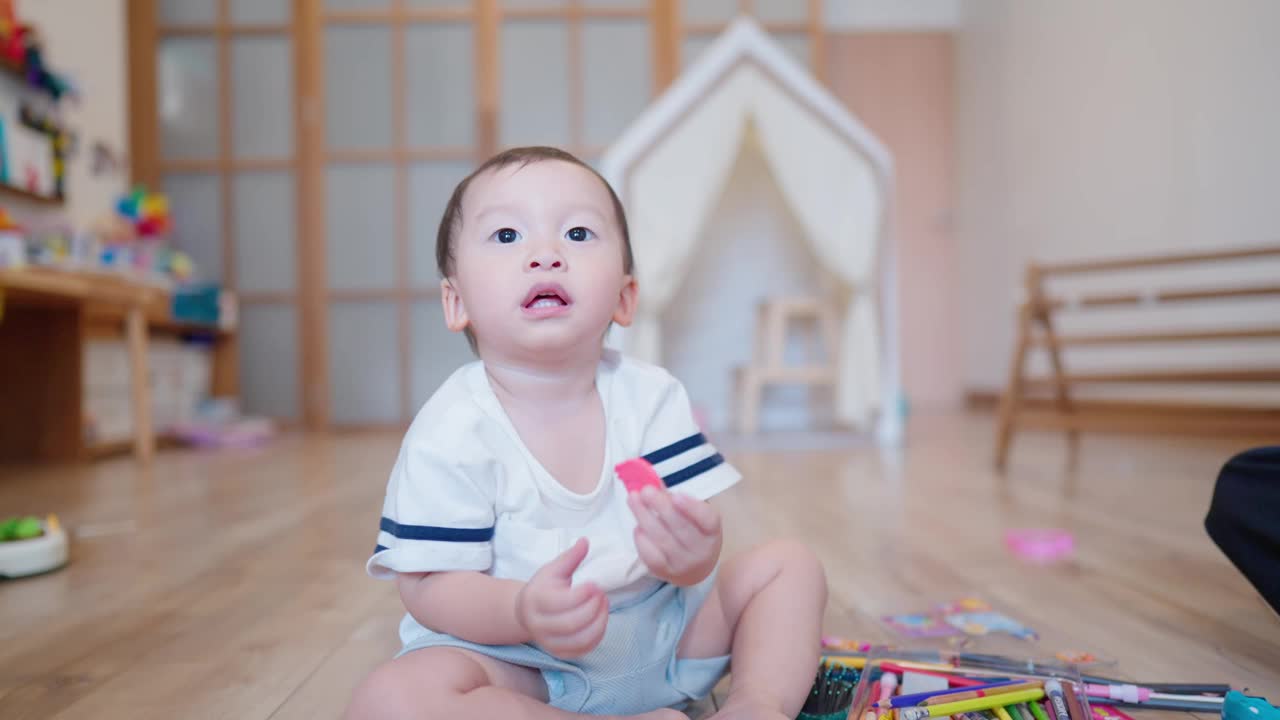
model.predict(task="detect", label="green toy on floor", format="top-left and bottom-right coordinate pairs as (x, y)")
top-left (1, 515), bottom-right (45, 541)
top-left (0, 513), bottom-right (68, 579)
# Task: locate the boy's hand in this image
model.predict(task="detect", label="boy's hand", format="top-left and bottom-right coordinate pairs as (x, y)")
top-left (515, 538), bottom-right (609, 659)
top-left (628, 485), bottom-right (722, 587)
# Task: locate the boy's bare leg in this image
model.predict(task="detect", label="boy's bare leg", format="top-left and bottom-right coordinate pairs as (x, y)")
top-left (344, 646), bottom-right (688, 720)
top-left (677, 539), bottom-right (828, 720)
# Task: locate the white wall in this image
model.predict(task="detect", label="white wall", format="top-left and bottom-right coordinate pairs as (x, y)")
top-left (824, 0), bottom-right (961, 31)
top-left (16, 0), bottom-right (128, 228)
top-left (956, 0), bottom-right (1280, 400)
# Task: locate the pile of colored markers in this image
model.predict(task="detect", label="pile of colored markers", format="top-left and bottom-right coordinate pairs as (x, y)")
top-left (819, 653), bottom-right (1230, 720)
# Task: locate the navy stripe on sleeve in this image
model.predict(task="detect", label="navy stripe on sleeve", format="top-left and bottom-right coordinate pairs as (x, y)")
top-left (379, 517), bottom-right (495, 542)
top-left (373, 544), bottom-right (388, 555)
top-left (662, 453), bottom-right (725, 488)
top-left (642, 432), bottom-right (706, 465)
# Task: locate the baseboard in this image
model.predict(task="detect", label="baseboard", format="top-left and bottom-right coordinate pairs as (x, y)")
top-left (966, 387), bottom-right (1280, 436)
top-left (967, 388), bottom-right (1280, 414)
top-left (965, 389), bottom-right (1001, 410)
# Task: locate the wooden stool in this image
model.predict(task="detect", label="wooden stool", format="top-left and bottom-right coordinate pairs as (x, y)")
top-left (735, 296), bottom-right (840, 434)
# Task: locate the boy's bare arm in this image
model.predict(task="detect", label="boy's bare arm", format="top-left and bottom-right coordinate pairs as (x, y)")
top-left (395, 539), bottom-right (609, 658)
top-left (397, 571), bottom-right (532, 646)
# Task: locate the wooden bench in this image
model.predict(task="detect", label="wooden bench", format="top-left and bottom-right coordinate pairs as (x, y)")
top-left (994, 245), bottom-right (1280, 470)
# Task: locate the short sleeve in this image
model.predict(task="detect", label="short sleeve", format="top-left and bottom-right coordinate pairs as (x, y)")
top-left (637, 372), bottom-right (742, 501)
top-left (366, 441), bottom-right (496, 580)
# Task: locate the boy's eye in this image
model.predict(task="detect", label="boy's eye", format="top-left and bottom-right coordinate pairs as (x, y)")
top-left (493, 228), bottom-right (521, 244)
top-left (566, 227), bottom-right (594, 242)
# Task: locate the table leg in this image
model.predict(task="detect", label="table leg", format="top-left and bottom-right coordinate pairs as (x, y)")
top-left (126, 306), bottom-right (154, 462)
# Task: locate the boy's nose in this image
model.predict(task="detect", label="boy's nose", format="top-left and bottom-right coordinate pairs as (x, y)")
top-left (527, 251), bottom-right (564, 270)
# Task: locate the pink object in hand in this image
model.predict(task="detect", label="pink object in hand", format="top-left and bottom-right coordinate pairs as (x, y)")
top-left (615, 458), bottom-right (665, 493)
top-left (1004, 528), bottom-right (1075, 563)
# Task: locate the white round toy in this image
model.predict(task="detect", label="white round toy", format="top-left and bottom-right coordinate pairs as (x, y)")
top-left (0, 514), bottom-right (69, 579)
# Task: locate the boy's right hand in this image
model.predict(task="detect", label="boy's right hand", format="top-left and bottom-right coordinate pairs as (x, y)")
top-left (515, 537), bottom-right (609, 659)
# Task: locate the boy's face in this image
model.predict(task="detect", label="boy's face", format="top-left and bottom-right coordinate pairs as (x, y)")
top-left (441, 160), bottom-right (637, 360)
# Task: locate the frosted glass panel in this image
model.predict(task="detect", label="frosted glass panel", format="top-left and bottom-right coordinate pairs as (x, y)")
top-left (329, 302), bottom-right (400, 424)
top-left (160, 0), bottom-right (215, 25)
top-left (164, 173), bottom-right (223, 283)
top-left (583, 0), bottom-right (645, 7)
top-left (582, 21), bottom-right (649, 147)
top-left (325, 26), bottom-right (393, 150)
top-left (239, 304), bottom-right (298, 420)
top-left (326, 0), bottom-right (391, 9)
top-left (406, 24), bottom-right (475, 148)
top-left (755, 0), bottom-right (808, 23)
top-left (234, 172), bottom-right (296, 293)
top-left (504, 0), bottom-right (567, 7)
top-left (776, 33), bottom-right (810, 68)
top-left (409, 162), bottom-right (473, 288)
top-left (326, 164), bottom-right (396, 290)
top-left (231, 0), bottom-right (290, 24)
top-left (500, 22), bottom-right (570, 147)
top-left (408, 0), bottom-right (469, 7)
top-left (682, 36), bottom-right (715, 69)
top-left (684, 0), bottom-right (737, 24)
top-left (411, 300), bottom-right (475, 409)
top-left (158, 38), bottom-right (220, 160)
top-left (232, 36), bottom-right (293, 159)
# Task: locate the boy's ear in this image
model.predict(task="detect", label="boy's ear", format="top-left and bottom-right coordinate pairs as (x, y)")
top-left (441, 278), bottom-right (470, 332)
top-left (611, 275), bottom-right (638, 327)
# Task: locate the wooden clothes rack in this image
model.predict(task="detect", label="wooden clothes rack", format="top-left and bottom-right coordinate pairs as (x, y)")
top-left (994, 245), bottom-right (1280, 470)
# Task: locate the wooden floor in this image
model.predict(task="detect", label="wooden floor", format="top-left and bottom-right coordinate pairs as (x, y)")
top-left (1, 412), bottom-right (1277, 719)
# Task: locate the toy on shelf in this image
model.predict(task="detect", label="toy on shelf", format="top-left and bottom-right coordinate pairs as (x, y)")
top-left (116, 186), bottom-right (172, 239)
top-left (0, 0), bottom-right (73, 100)
top-left (0, 206), bottom-right (23, 267)
top-left (0, 513), bottom-right (68, 579)
top-left (4, 184), bottom-right (197, 286)
top-left (170, 398), bottom-right (276, 450)
top-left (19, 103), bottom-right (76, 200)
top-left (89, 186), bottom-right (193, 284)
top-left (0, 0), bottom-right (77, 203)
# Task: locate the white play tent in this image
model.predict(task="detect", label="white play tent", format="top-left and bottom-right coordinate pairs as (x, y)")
top-left (599, 17), bottom-right (902, 444)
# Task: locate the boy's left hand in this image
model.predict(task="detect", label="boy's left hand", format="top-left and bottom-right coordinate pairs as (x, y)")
top-left (627, 485), bottom-right (722, 587)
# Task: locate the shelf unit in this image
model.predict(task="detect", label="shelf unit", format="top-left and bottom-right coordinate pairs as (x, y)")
top-left (0, 267), bottom-right (237, 463)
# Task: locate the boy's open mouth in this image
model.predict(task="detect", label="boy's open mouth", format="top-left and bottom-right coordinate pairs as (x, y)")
top-left (522, 283), bottom-right (572, 311)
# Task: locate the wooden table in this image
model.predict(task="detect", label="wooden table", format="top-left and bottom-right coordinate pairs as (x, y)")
top-left (0, 267), bottom-right (194, 464)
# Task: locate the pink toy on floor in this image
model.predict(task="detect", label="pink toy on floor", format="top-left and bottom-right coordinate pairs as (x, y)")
top-left (1004, 528), bottom-right (1074, 564)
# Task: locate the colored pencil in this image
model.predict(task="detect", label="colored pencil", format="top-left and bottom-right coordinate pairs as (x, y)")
top-left (1087, 697), bottom-right (1230, 712)
top-left (1028, 701), bottom-right (1051, 720)
top-left (1138, 683), bottom-right (1230, 696)
top-left (922, 682), bottom-right (1045, 707)
top-left (956, 656), bottom-right (1230, 696)
top-left (897, 689), bottom-right (1048, 720)
top-left (1084, 683), bottom-right (1224, 707)
top-left (993, 706), bottom-right (1015, 720)
top-left (881, 680), bottom-right (1027, 709)
top-left (821, 656), bottom-right (867, 670)
top-left (1090, 705), bottom-right (1136, 720)
top-left (882, 662), bottom-right (989, 688)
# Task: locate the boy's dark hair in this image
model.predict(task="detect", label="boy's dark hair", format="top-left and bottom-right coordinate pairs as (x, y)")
top-left (435, 146), bottom-right (635, 353)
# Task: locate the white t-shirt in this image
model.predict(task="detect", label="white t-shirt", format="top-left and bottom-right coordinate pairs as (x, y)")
top-left (366, 349), bottom-right (742, 605)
